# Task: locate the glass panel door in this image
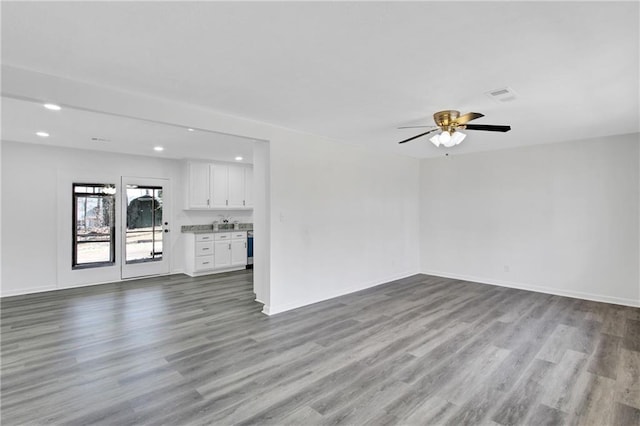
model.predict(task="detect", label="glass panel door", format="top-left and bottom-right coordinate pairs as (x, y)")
top-left (121, 177), bottom-right (170, 279)
top-left (125, 185), bottom-right (163, 264)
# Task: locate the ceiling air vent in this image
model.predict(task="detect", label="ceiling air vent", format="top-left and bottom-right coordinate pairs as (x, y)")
top-left (485, 87), bottom-right (517, 103)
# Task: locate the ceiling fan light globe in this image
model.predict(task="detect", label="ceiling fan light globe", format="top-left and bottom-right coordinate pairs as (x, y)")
top-left (439, 131), bottom-right (451, 144)
top-left (442, 138), bottom-right (457, 148)
top-left (451, 131), bottom-right (466, 146)
top-left (429, 134), bottom-right (441, 147)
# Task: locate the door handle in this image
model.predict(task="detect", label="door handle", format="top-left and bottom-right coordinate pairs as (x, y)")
top-left (164, 229), bottom-right (169, 233)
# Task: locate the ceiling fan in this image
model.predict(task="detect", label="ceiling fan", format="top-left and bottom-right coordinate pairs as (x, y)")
top-left (397, 110), bottom-right (511, 147)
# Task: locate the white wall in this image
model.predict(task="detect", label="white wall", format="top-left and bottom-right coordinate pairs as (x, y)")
top-left (266, 135), bottom-right (420, 314)
top-left (0, 140), bottom-right (3, 293)
top-left (0, 141), bottom-right (250, 296)
top-left (419, 133), bottom-right (640, 307)
top-left (253, 140), bottom-right (271, 306)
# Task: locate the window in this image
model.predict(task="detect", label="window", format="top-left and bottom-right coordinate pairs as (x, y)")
top-left (73, 183), bottom-right (116, 268)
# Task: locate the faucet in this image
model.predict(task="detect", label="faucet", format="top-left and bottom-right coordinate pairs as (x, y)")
top-left (219, 214), bottom-right (231, 224)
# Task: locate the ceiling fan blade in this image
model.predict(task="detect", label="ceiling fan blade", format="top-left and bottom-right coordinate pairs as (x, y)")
top-left (398, 128), bottom-right (440, 144)
top-left (464, 124), bottom-right (511, 132)
top-left (397, 125), bottom-right (435, 129)
top-left (456, 112), bottom-right (484, 125)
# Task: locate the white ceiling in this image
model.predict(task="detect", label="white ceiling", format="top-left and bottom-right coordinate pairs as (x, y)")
top-left (1, 96), bottom-right (255, 163)
top-left (1, 1), bottom-right (638, 159)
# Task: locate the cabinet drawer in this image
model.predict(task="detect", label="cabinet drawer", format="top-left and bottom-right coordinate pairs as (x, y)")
top-left (195, 255), bottom-right (215, 271)
top-left (196, 241), bottom-right (214, 256)
top-left (231, 231), bottom-right (246, 239)
top-left (214, 232), bottom-right (232, 241)
top-left (195, 233), bottom-right (214, 242)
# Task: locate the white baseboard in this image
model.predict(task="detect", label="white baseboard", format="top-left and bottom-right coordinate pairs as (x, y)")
top-left (1, 284), bottom-right (57, 298)
top-left (183, 266), bottom-right (246, 278)
top-left (262, 269), bottom-right (421, 316)
top-left (2, 272), bottom-right (181, 298)
top-left (421, 269), bottom-right (640, 308)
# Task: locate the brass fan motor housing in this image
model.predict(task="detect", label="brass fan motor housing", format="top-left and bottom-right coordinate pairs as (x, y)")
top-left (433, 110), bottom-right (462, 132)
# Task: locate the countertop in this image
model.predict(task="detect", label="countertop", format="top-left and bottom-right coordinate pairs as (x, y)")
top-left (181, 224), bottom-right (253, 234)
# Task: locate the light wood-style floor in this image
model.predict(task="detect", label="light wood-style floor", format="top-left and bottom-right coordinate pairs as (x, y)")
top-left (1, 271), bottom-right (639, 425)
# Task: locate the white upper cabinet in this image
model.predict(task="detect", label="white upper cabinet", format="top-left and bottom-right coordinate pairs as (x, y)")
top-left (227, 165), bottom-right (245, 208)
top-left (188, 162), bottom-right (212, 209)
top-left (186, 161), bottom-right (253, 210)
top-left (210, 164), bottom-right (229, 208)
top-left (244, 167), bottom-right (253, 208)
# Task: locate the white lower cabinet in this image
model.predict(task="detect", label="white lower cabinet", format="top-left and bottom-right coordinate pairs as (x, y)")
top-left (214, 240), bottom-right (232, 269)
top-left (195, 255), bottom-right (214, 271)
top-left (231, 239), bottom-right (247, 266)
top-left (184, 231), bottom-right (248, 277)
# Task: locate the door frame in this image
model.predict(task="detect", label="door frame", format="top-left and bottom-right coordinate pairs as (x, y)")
top-left (121, 176), bottom-right (171, 279)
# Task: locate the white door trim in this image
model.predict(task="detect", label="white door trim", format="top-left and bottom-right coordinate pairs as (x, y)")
top-left (121, 176), bottom-right (170, 279)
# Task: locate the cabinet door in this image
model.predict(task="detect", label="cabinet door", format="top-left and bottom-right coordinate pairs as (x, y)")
top-left (214, 241), bottom-right (231, 268)
top-left (188, 162), bottom-right (211, 209)
top-left (244, 167), bottom-right (253, 208)
top-left (227, 165), bottom-right (245, 208)
top-left (231, 239), bottom-right (247, 266)
top-left (210, 164), bottom-right (229, 208)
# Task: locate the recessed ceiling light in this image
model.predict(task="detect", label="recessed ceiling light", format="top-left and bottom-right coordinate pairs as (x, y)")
top-left (43, 103), bottom-right (61, 111)
top-left (235, 156), bottom-right (243, 161)
top-left (187, 128), bottom-right (195, 132)
top-left (154, 146), bottom-right (164, 152)
top-left (36, 131), bottom-right (50, 137)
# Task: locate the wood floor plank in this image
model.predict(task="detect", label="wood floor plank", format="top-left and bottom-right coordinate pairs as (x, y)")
top-left (616, 348), bottom-right (640, 409)
top-left (569, 373), bottom-right (617, 426)
top-left (535, 323), bottom-right (575, 363)
top-left (2, 271), bottom-right (638, 425)
top-left (587, 332), bottom-right (622, 379)
top-left (539, 350), bottom-right (589, 411)
top-left (623, 318), bottom-right (640, 352)
top-left (399, 396), bottom-right (458, 425)
top-left (278, 405), bottom-right (324, 426)
top-left (614, 402), bottom-right (640, 425)
top-left (525, 403), bottom-right (568, 425)
top-left (491, 359), bottom-right (555, 425)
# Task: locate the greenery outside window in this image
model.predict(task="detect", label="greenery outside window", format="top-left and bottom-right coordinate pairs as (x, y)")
top-left (73, 183), bottom-right (116, 269)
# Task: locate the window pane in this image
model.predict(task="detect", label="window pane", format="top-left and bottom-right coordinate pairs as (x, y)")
top-left (77, 242), bottom-right (112, 264)
top-left (73, 184), bottom-right (116, 268)
top-left (125, 185), bottom-right (163, 264)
